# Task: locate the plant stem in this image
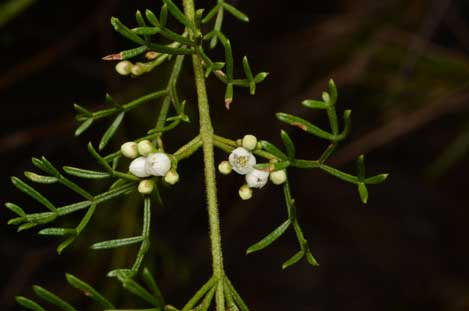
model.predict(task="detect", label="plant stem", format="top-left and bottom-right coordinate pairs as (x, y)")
top-left (182, 1), bottom-right (225, 310)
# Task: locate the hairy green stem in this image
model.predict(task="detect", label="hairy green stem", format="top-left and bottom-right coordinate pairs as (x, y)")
top-left (182, 1), bottom-right (225, 310)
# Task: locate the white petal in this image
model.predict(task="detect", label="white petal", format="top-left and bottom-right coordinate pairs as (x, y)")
top-left (129, 157), bottom-right (151, 178)
top-left (146, 153), bottom-right (171, 176)
top-left (228, 147), bottom-right (256, 175)
top-left (246, 169), bottom-right (269, 189)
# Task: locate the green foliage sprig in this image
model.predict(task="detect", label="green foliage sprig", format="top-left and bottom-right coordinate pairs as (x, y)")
top-left (4, 0), bottom-right (388, 310)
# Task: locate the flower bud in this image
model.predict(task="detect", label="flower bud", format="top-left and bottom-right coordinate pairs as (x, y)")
top-left (131, 62), bottom-right (146, 76)
top-left (137, 140), bottom-right (154, 156)
top-left (218, 161), bottom-right (232, 175)
top-left (129, 157), bottom-right (151, 178)
top-left (229, 147), bottom-right (256, 175)
top-left (115, 60), bottom-right (132, 76)
top-left (270, 169), bottom-right (287, 185)
top-left (245, 169), bottom-right (269, 189)
top-left (121, 142), bottom-right (138, 159)
top-left (164, 169), bottom-right (179, 185)
top-left (242, 134), bottom-right (257, 151)
top-left (238, 184), bottom-right (253, 200)
top-left (146, 153), bottom-right (171, 176)
top-left (138, 179), bottom-right (155, 194)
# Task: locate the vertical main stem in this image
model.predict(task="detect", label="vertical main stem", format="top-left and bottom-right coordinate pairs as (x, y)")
top-left (182, 2), bottom-right (225, 310)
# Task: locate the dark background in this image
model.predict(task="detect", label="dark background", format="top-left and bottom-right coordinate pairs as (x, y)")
top-left (1, 0), bottom-right (469, 310)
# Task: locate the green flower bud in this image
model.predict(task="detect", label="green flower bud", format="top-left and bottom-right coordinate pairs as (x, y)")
top-left (138, 179), bottom-right (155, 194)
top-left (131, 62), bottom-right (146, 76)
top-left (164, 169), bottom-right (179, 185)
top-left (218, 161), bottom-right (232, 175)
top-left (238, 184), bottom-right (253, 200)
top-left (242, 134), bottom-right (258, 151)
top-left (115, 60), bottom-right (132, 76)
top-left (270, 169), bottom-right (287, 185)
top-left (120, 142), bottom-right (138, 159)
top-left (137, 140), bottom-right (154, 156)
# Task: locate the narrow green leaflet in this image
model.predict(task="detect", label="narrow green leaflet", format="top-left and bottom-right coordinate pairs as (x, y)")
top-left (57, 237), bottom-right (75, 254)
top-left (117, 272), bottom-right (160, 306)
top-left (75, 118), bottom-right (94, 137)
top-left (15, 297), bottom-right (46, 311)
top-left (259, 140), bottom-right (288, 160)
top-left (222, 2), bottom-right (249, 22)
top-left (282, 250), bottom-right (305, 269)
top-left (63, 166), bottom-right (111, 179)
top-left (65, 274), bottom-right (115, 309)
top-left (242, 56), bottom-right (255, 95)
top-left (162, 0), bottom-right (196, 31)
top-left (302, 99), bottom-right (329, 110)
top-left (5, 202), bottom-right (26, 217)
top-left (358, 183), bottom-right (368, 204)
top-left (99, 111), bottom-right (125, 150)
top-left (224, 278), bottom-right (249, 311)
top-left (38, 228), bottom-right (76, 236)
top-left (33, 285), bottom-right (77, 311)
top-left (319, 164), bottom-right (359, 184)
top-left (91, 236), bottom-right (144, 250)
top-left (142, 268), bottom-right (165, 308)
top-left (276, 112), bottom-right (334, 140)
top-left (246, 219), bottom-right (291, 254)
top-left (365, 173), bottom-right (389, 184)
top-left (305, 250), bottom-right (319, 266)
top-left (280, 130), bottom-right (295, 158)
top-left (11, 177), bottom-right (57, 212)
top-left (111, 17), bottom-right (145, 45)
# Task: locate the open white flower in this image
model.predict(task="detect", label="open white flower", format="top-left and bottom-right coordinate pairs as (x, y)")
top-left (146, 153), bottom-right (171, 176)
top-left (245, 169), bottom-right (269, 188)
top-left (229, 147), bottom-right (256, 175)
top-left (129, 157), bottom-right (151, 178)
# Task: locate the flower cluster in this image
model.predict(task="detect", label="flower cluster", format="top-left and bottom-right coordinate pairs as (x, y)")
top-left (219, 135), bottom-right (287, 200)
top-left (121, 140), bottom-right (179, 194)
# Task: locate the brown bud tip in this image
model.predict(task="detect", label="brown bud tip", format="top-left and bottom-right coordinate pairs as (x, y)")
top-left (102, 53), bottom-right (122, 61)
top-left (145, 51), bottom-right (159, 60)
top-left (225, 98), bottom-right (232, 110)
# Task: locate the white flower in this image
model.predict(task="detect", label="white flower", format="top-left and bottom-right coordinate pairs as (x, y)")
top-left (238, 184), bottom-right (253, 200)
top-left (218, 161), bottom-right (232, 175)
top-left (245, 169), bottom-right (269, 189)
top-left (115, 60), bottom-right (132, 76)
top-left (121, 142), bottom-right (138, 159)
top-left (137, 140), bottom-right (154, 156)
top-left (129, 157), bottom-right (151, 178)
top-left (270, 169), bottom-right (287, 185)
top-left (242, 134), bottom-right (257, 151)
top-left (229, 147), bottom-right (256, 175)
top-left (146, 153), bottom-right (171, 176)
top-left (138, 179), bottom-right (154, 194)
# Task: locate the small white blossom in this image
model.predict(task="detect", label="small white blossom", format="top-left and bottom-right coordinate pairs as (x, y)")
top-left (129, 157), bottom-right (151, 178)
top-left (242, 134), bottom-right (257, 151)
top-left (146, 153), bottom-right (171, 176)
top-left (115, 61), bottom-right (132, 76)
top-left (245, 169), bottom-right (269, 189)
top-left (218, 161), bottom-right (232, 175)
top-left (229, 147), bottom-right (256, 175)
top-left (164, 169), bottom-right (179, 185)
top-left (138, 179), bottom-right (154, 194)
top-left (137, 140), bottom-right (154, 156)
top-left (238, 184), bottom-right (253, 200)
top-left (270, 169), bottom-right (287, 185)
top-left (121, 142), bottom-right (138, 159)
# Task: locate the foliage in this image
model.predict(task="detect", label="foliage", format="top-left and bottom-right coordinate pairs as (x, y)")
top-left (4, 0), bottom-right (388, 310)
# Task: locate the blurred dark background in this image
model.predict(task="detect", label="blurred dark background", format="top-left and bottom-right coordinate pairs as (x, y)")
top-left (2, 0), bottom-right (469, 310)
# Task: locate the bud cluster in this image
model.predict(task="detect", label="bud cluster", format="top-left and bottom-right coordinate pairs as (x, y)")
top-left (218, 135), bottom-right (287, 200)
top-left (121, 140), bottom-right (179, 194)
